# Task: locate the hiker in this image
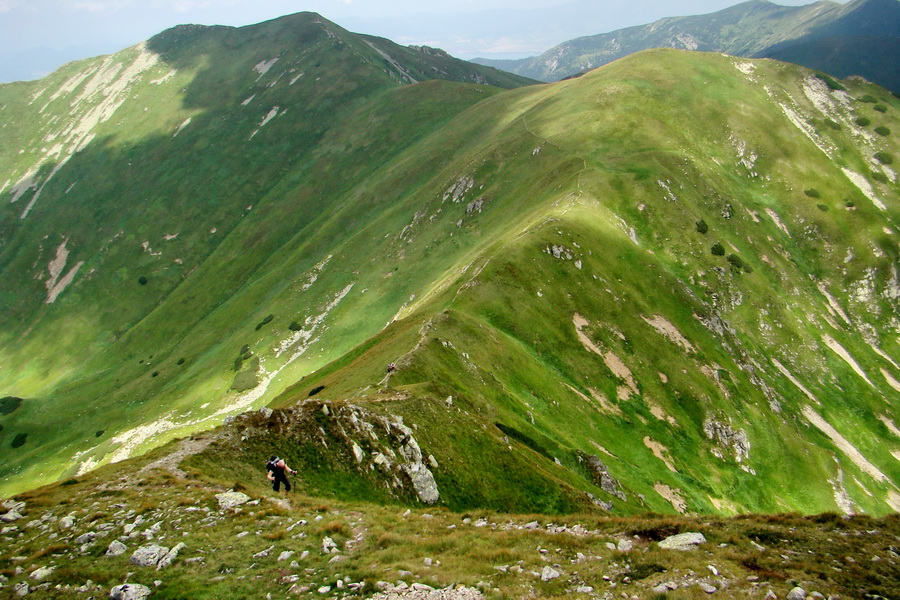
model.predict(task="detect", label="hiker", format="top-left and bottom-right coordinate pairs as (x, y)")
top-left (266, 456), bottom-right (296, 492)
top-left (387, 362), bottom-right (396, 373)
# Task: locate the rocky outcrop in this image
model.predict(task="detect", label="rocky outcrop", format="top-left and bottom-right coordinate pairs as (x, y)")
top-left (224, 402), bottom-right (440, 505)
top-left (577, 452), bottom-right (626, 502)
top-left (703, 417), bottom-right (750, 462)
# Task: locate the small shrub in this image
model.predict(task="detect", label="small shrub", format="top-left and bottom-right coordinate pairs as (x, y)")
top-left (95, 430), bottom-right (105, 437)
top-left (727, 253), bottom-right (746, 271)
top-left (874, 126), bottom-right (890, 136)
top-left (695, 219), bottom-right (708, 234)
top-left (873, 104), bottom-right (887, 113)
top-left (261, 528), bottom-right (287, 541)
top-left (859, 94), bottom-right (877, 103)
top-left (11, 433), bottom-right (28, 448)
top-left (322, 521), bottom-right (351, 537)
top-left (804, 188), bottom-right (820, 198)
top-left (308, 385), bottom-right (326, 397)
top-left (874, 151), bottom-right (894, 165)
top-left (815, 73), bottom-right (845, 91)
top-left (151, 371), bottom-right (159, 377)
top-left (256, 314), bottom-right (275, 330)
top-left (816, 204), bottom-right (828, 212)
top-left (176, 357), bottom-right (185, 365)
top-left (288, 321), bottom-right (302, 331)
top-left (239, 344), bottom-right (250, 355)
top-left (711, 243), bottom-right (725, 256)
top-left (138, 276), bottom-right (148, 285)
top-left (872, 171), bottom-right (888, 183)
top-left (231, 370), bottom-right (259, 392)
top-left (61, 478), bottom-right (79, 486)
top-left (233, 357), bottom-right (243, 371)
top-left (242, 351), bottom-right (253, 361)
top-left (844, 199), bottom-right (855, 208)
top-left (856, 116), bottom-right (871, 127)
top-left (0, 396), bottom-right (23, 415)
top-left (824, 118), bottom-right (840, 131)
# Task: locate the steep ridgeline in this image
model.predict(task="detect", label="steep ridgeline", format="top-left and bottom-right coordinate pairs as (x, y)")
top-left (473, 0), bottom-right (900, 92)
top-left (0, 12), bottom-right (534, 496)
top-left (0, 23), bottom-right (897, 520)
top-left (248, 51), bottom-right (899, 518)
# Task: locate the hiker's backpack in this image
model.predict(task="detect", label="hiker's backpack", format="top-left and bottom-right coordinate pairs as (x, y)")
top-left (266, 457), bottom-right (281, 472)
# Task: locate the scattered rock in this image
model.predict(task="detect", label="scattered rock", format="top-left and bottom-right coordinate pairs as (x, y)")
top-left (576, 586), bottom-right (594, 593)
top-left (253, 545), bottom-right (275, 558)
top-left (156, 542), bottom-right (185, 569)
top-left (130, 544), bottom-right (169, 567)
top-left (29, 566), bottom-right (54, 581)
top-left (1, 510), bottom-right (23, 523)
top-left (14, 582), bottom-right (29, 597)
top-left (541, 566), bottom-right (560, 581)
top-left (655, 581), bottom-right (679, 594)
top-left (786, 587), bottom-right (807, 600)
top-left (215, 491), bottom-right (251, 510)
top-left (110, 583), bottom-right (152, 600)
top-left (658, 532), bottom-right (707, 550)
top-left (699, 582), bottom-right (717, 594)
top-left (322, 537), bottom-right (338, 554)
top-left (58, 515), bottom-right (75, 529)
top-left (107, 541), bottom-right (128, 557)
top-left (74, 532), bottom-right (98, 544)
top-left (617, 539), bottom-right (633, 552)
top-left (278, 551), bottom-right (294, 562)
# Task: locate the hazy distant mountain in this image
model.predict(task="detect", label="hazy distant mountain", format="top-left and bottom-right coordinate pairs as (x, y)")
top-left (474, 0), bottom-right (900, 91)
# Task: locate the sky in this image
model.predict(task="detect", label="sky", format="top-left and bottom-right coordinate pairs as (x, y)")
top-left (0, 0), bottom-right (848, 82)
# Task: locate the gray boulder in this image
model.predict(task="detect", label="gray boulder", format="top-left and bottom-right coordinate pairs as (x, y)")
top-left (541, 566), bottom-right (560, 581)
top-left (0, 510), bottom-right (22, 523)
top-left (786, 588), bottom-right (807, 600)
top-left (110, 583), bottom-right (152, 600)
top-left (215, 491), bottom-right (251, 510)
top-left (130, 544), bottom-right (169, 567)
top-left (156, 542), bottom-right (185, 570)
top-left (29, 566), bottom-right (54, 581)
top-left (106, 541), bottom-right (127, 557)
top-left (658, 532), bottom-right (707, 550)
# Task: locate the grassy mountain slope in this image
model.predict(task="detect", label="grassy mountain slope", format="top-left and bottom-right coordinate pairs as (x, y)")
top-left (0, 12), bottom-right (534, 496)
top-left (0, 12), bottom-right (897, 523)
top-left (473, 0), bottom-right (899, 91)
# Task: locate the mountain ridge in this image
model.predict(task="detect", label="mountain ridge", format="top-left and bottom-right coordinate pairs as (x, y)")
top-left (473, 0), bottom-right (900, 91)
top-left (0, 11), bottom-right (898, 527)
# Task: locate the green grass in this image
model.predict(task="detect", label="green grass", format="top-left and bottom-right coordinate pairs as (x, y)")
top-left (0, 42), bottom-right (898, 525)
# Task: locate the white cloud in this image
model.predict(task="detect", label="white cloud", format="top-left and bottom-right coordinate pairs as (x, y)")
top-left (0, 0), bottom-right (23, 12)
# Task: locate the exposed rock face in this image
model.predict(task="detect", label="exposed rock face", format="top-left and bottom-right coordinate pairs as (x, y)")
top-left (578, 452), bottom-right (626, 502)
top-left (703, 417), bottom-right (750, 462)
top-left (224, 401), bottom-right (440, 505)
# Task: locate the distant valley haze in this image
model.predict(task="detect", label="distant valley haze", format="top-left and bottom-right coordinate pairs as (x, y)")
top-left (0, 0), bottom-right (849, 83)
